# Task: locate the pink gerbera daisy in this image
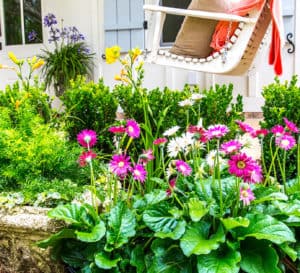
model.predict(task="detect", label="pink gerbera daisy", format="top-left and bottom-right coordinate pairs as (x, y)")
top-left (126, 119), bottom-right (140, 138)
top-left (139, 149), bottom-right (155, 165)
top-left (251, 129), bottom-right (269, 138)
top-left (175, 160), bottom-right (192, 176)
top-left (153, 137), bottom-right (168, 145)
top-left (236, 120), bottom-right (255, 134)
top-left (78, 150), bottom-right (97, 167)
top-left (243, 164), bottom-right (263, 184)
top-left (109, 154), bottom-right (131, 177)
top-left (205, 124), bottom-right (229, 140)
top-left (108, 125), bottom-right (126, 134)
top-left (228, 153), bottom-right (256, 178)
top-left (77, 129), bottom-right (97, 148)
top-left (275, 134), bottom-right (296, 150)
top-left (221, 140), bottom-right (242, 154)
top-left (132, 164), bottom-right (147, 183)
top-left (271, 125), bottom-right (285, 136)
top-left (240, 184), bottom-right (255, 206)
top-left (283, 117), bottom-right (299, 133)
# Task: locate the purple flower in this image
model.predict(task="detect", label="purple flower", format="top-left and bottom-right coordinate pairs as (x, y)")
top-left (139, 149), bottom-right (155, 165)
top-left (220, 140), bottom-right (242, 154)
top-left (126, 119), bottom-right (140, 138)
top-left (240, 184), bottom-right (255, 206)
top-left (77, 129), bottom-right (97, 148)
top-left (109, 154), bottom-right (131, 177)
top-left (28, 30), bottom-right (37, 42)
top-left (205, 124), bottom-right (229, 140)
top-left (236, 120), bottom-right (255, 134)
top-left (271, 125), bottom-right (285, 136)
top-left (175, 160), bottom-right (192, 176)
top-left (43, 13), bottom-right (57, 27)
top-left (283, 117), bottom-right (299, 133)
top-left (275, 134), bottom-right (296, 150)
top-left (132, 164), bottom-right (147, 183)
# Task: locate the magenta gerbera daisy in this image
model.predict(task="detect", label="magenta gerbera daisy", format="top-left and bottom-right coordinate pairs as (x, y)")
top-left (240, 184), bottom-right (255, 206)
top-left (77, 129), bottom-right (97, 148)
top-left (243, 164), bottom-right (263, 184)
top-left (78, 150), bottom-right (97, 167)
top-left (220, 140), bottom-right (242, 154)
top-left (283, 117), bottom-right (299, 133)
top-left (108, 125), bottom-right (126, 134)
top-left (271, 125), bottom-right (285, 136)
top-left (205, 124), bottom-right (229, 140)
top-left (175, 160), bottom-right (192, 176)
top-left (153, 137), bottom-right (168, 145)
top-left (126, 119), bottom-right (140, 138)
top-left (132, 164), bottom-right (147, 183)
top-left (236, 120), bottom-right (254, 134)
top-left (228, 153), bottom-right (256, 178)
top-left (109, 154), bottom-right (131, 177)
top-left (275, 134), bottom-right (296, 150)
top-left (139, 149), bottom-right (155, 165)
top-left (251, 129), bottom-right (269, 138)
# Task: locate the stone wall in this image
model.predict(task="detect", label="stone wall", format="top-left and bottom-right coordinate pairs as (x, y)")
top-left (0, 206), bottom-right (66, 273)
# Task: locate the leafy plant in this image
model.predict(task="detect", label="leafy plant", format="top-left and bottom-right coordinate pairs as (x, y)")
top-left (38, 13), bottom-right (94, 96)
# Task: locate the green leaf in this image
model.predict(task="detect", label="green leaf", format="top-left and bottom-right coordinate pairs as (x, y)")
top-left (144, 189), bottom-right (168, 205)
top-left (221, 217), bottom-right (249, 230)
top-left (148, 239), bottom-right (193, 273)
top-left (143, 202), bottom-right (186, 240)
top-left (105, 201), bottom-right (136, 251)
top-left (188, 198), bottom-right (209, 222)
top-left (130, 245), bottom-right (146, 273)
top-left (274, 200), bottom-right (300, 217)
top-left (279, 243), bottom-right (298, 262)
top-left (240, 239), bottom-right (281, 273)
top-left (180, 222), bottom-right (225, 256)
top-left (197, 245), bottom-right (240, 273)
top-left (37, 228), bottom-right (76, 248)
top-left (48, 203), bottom-right (96, 227)
top-left (94, 252), bottom-right (120, 269)
top-left (75, 221), bottom-right (106, 242)
top-left (235, 214), bottom-right (295, 244)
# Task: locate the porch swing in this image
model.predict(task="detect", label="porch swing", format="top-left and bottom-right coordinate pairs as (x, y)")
top-left (143, 0), bottom-right (284, 75)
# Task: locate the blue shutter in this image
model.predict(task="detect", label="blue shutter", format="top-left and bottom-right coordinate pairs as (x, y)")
top-left (104, 0), bottom-right (144, 52)
top-left (281, 0), bottom-right (295, 36)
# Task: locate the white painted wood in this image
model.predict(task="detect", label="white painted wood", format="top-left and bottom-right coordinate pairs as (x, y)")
top-left (143, 5), bottom-right (257, 23)
top-left (295, 0), bottom-right (300, 76)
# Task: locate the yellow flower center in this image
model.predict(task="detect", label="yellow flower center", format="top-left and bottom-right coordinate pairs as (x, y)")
top-left (237, 161), bottom-right (246, 169)
top-left (241, 190), bottom-right (248, 198)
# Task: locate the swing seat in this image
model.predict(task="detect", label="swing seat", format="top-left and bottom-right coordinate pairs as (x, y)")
top-left (143, 0), bottom-right (272, 75)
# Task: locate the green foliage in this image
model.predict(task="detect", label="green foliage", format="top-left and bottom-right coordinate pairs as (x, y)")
top-left (261, 75), bottom-right (300, 180)
top-left (40, 42), bottom-right (94, 97)
top-left (61, 77), bottom-right (118, 152)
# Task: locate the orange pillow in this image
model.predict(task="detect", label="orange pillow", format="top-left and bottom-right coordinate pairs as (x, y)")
top-left (170, 0), bottom-right (228, 58)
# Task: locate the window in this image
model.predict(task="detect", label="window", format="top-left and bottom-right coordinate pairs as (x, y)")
top-left (3, 0), bottom-right (42, 45)
top-left (161, 0), bottom-right (190, 44)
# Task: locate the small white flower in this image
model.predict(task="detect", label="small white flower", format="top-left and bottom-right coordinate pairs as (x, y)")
top-left (167, 137), bottom-right (182, 157)
top-left (179, 99), bottom-right (194, 107)
top-left (163, 126), bottom-right (180, 137)
top-left (238, 133), bottom-right (261, 161)
top-left (205, 150), bottom-right (226, 168)
top-left (191, 93), bottom-right (204, 101)
top-left (177, 132), bottom-right (194, 152)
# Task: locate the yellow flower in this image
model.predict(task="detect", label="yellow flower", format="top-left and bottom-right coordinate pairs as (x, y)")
top-left (114, 74), bottom-right (122, 81)
top-left (15, 100), bottom-right (21, 110)
top-left (8, 52), bottom-right (20, 65)
top-left (131, 47), bottom-right (142, 61)
top-left (28, 56), bottom-right (37, 65)
top-left (32, 59), bottom-right (45, 70)
top-left (105, 45), bottom-right (121, 64)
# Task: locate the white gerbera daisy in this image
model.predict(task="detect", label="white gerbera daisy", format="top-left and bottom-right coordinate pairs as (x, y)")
top-left (163, 126), bottom-right (180, 137)
top-left (167, 137), bottom-right (182, 158)
top-left (191, 93), bottom-right (205, 101)
top-left (205, 150), bottom-right (226, 168)
top-left (178, 99), bottom-right (194, 107)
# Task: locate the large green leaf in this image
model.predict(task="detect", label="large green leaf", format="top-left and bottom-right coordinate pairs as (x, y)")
top-left (105, 201), bottom-right (136, 251)
top-left (130, 245), bottom-right (146, 273)
top-left (48, 203), bottom-right (97, 228)
top-left (37, 228), bottom-right (76, 248)
top-left (279, 243), bottom-right (298, 262)
top-left (75, 221), bottom-right (106, 243)
top-left (180, 222), bottom-right (225, 257)
top-left (143, 202), bottom-right (186, 240)
top-left (197, 245), bottom-right (240, 273)
top-left (221, 217), bottom-right (249, 230)
top-left (240, 239), bottom-right (281, 273)
top-left (274, 200), bottom-right (300, 217)
top-left (235, 214), bottom-right (295, 244)
top-left (94, 252), bottom-right (120, 269)
top-left (188, 198), bottom-right (209, 222)
top-left (147, 239), bottom-right (193, 273)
